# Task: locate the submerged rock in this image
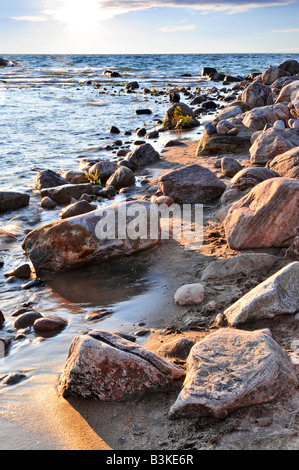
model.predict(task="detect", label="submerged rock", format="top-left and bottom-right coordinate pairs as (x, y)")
top-left (22, 200), bottom-right (160, 275)
top-left (169, 328), bottom-right (297, 419)
top-left (224, 178), bottom-right (299, 250)
top-left (225, 262), bottom-right (299, 326)
top-left (158, 164), bottom-right (226, 204)
top-left (1, 373), bottom-right (27, 386)
top-left (58, 330), bottom-right (185, 400)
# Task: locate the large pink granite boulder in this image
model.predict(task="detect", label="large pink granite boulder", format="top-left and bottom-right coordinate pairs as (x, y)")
top-left (169, 328), bottom-right (297, 419)
top-left (269, 146), bottom-right (299, 179)
top-left (250, 128), bottom-right (299, 165)
top-left (224, 177), bottom-right (299, 250)
top-left (59, 330), bottom-right (185, 400)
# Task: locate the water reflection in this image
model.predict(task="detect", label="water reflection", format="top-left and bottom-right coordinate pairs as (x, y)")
top-left (46, 256), bottom-right (151, 307)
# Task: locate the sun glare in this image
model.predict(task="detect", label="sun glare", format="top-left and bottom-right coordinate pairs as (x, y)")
top-left (47, 0), bottom-right (111, 33)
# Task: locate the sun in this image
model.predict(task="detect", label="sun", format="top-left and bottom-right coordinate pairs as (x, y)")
top-left (46, 0), bottom-right (112, 33)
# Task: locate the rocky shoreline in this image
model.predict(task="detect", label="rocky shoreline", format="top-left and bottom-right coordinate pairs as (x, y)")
top-left (0, 58), bottom-right (299, 450)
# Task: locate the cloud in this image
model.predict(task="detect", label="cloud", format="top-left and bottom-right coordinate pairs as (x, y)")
top-left (272, 28), bottom-right (299, 33)
top-left (10, 16), bottom-right (47, 22)
top-left (98, 0), bottom-right (297, 16)
top-left (161, 24), bottom-right (196, 32)
top-left (32, 0), bottom-right (297, 23)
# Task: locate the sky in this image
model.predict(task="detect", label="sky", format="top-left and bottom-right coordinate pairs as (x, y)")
top-left (0, 0), bottom-right (299, 54)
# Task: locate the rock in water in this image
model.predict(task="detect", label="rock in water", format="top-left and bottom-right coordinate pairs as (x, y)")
top-left (14, 311), bottom-right (42, 330)
top-left (33, 317), bottom-right (67, 332)
top-left (169, 328), bottom-right (297, 419)
top-left (278, 59), bottom-right (299, 75)
top-left (0, 192), bottom-right (30, 212)
top-left (40, 184), bottom-right (93, 205)
top-left (158, 164), bottom-right (226, 204)
top-left (106, 167), bottom-right (135, 190)
top-left (59, 200), bottom-right (97, 219)
top-left (126, 143), bottom-right (160, 168)
top-left (0, 311), bottom-right (5, 328)
top-left (58, 330), bottom-right (185, 400)
top-left (35, 170), bottom-right (68, 190)
top-left (224, 178), bottom-right (299, 250)
top-left (22, 200), bottom-right (160, 275)
top-left (224, 262), bottom-right (299, 326)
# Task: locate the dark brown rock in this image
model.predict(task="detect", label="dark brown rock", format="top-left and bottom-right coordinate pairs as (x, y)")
top-left (59, 200), bottom-right (96, 219)
top-left (33, 317), bottom-right (67, 332)
top-left (41, 184), bottom-right (93, 205)
top-left (158, 164), bottom-right (226, 204)
top-left (106, 167), bottom-right (135, 190)
top-left (0, 311), bottom-right (5, 328)
top-left (126, 143), bottom-right (160, 168)
top-left (0, 192), bottom-right (30, 212)
top-left (35, 170), bottom-right (68, 190)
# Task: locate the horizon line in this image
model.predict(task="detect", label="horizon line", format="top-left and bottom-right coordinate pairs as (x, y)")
top-left (1, 51), bottom-right (299, 55)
